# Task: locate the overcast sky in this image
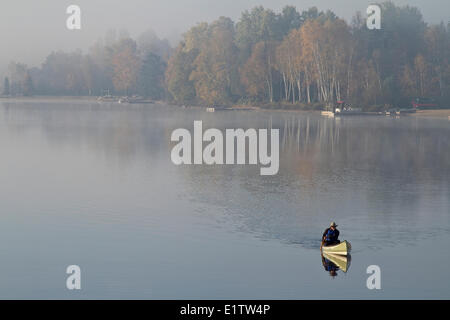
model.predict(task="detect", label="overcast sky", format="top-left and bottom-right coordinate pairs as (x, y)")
top-left (0, 0), bottom-right (449, 72)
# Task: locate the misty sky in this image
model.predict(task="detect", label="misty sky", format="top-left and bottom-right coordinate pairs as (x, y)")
top-left (0, 0), bottom-right (449, 73)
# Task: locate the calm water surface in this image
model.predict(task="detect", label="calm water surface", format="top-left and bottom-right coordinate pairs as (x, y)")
top-left (0, 99), bottom-right (449, 299)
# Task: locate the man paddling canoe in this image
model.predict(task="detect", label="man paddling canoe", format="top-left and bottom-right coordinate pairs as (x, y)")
top-left (321, 222), bottom-right (340, 249)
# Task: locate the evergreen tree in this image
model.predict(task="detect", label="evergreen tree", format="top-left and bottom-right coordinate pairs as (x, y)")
top-left (3, 77), bottom-right (10, 95)
top-left (138, 52), bottom-right (166, 99)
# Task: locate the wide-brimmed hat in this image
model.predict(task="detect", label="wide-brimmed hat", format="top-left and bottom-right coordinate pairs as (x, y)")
top-left (330, 222), bottom-right (338, 227)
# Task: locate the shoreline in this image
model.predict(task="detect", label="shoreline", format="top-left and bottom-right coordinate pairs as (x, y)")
top-left (411, 109), bottom-right (450, 119)
top-left (1, 96), bottom-right (450, 119)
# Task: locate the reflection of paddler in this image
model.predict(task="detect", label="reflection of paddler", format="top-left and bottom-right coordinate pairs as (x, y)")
top-left (321, 255), bottom-right (339, 277)
top-left (323, 252), bottom-right (351, 273)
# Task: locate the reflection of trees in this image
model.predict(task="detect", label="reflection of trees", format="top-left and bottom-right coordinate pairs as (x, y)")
top-left (3, 102), bottom-right (448, 249)
top-left (0, 100), bottom-right (170, 167)
top-left (174, 113), bottom-right (450, 249)
top-left (280, 115), bottom-right (450, 181)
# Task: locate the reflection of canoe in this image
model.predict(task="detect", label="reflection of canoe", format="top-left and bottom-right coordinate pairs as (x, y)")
top-left (323, 252), bottom-right (351, 273)
top-left (322, 240), bottom-right (351, 256)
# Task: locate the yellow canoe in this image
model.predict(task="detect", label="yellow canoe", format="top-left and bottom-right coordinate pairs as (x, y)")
top-left (322, 252), bottom-right (351, 272)
top-left (321, 240), bottom-right (351, 256)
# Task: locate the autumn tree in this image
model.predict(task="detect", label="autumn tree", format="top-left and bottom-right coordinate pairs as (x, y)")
top-left (241, 41), bottom-right (273, 101)
top-left (235, 6), bottom-right (281, 64)
top-left (189, 17), bottom-right (240, 105)
top-left (424, 24), bottom-right (450, 97)
top-left (111, 38), bottom-right (140, 95)
top-left (165, 45), bottom-right (197, 104)
top-left (299, 18), bottom-right (352, 104)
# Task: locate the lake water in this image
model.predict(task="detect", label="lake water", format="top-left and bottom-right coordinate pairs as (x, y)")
top-left (0, 99), bottom-right (449, 299)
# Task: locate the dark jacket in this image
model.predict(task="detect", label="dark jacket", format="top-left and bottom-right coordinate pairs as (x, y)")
top-left (322, 228), bottom-right (340, 244)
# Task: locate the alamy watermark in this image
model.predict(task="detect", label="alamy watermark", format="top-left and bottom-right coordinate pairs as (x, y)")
top-left (366, 265), bottom-right (381, 290)
top-left (66, 265), bottom-right (81, 290)
top-left (367, 4), bottom-right (381, 30)
top-left (66, 5), bottom-right (81, 30)
top-left (170, 121), bottom-right (279, 176)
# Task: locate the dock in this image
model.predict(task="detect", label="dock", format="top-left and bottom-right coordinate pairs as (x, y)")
top-left (206, 106), bottom-right (254, 112)
top-left (321, 109), bottom-right (416, 117)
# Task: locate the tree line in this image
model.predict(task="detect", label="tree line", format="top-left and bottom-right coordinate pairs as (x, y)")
top-left (2, 2), bottom-right (450, 110)
top-left (3, 29), bottom-right (170, 99)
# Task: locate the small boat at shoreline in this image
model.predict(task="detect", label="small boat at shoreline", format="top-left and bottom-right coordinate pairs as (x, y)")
top-left (321, 240), bottom-right (351, 256)
top-left (97, 95), bottom-right (117, 102)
